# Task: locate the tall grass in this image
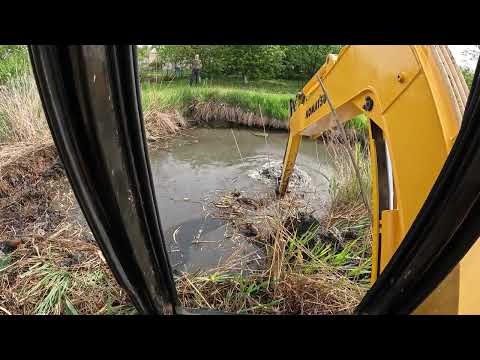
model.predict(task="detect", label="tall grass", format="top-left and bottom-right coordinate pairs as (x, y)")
top-left (322, 136), bottom-right (372, 281)
top-left (143, 106), bottom-right (187, 147)
top-left (0, 73), bottom-right (50, 143)
top-left (0, 73), bottom-right (188, 145)
top-left (327, 139), bottom-right (371, 209)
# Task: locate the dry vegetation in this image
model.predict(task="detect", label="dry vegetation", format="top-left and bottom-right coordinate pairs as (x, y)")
top-left (0, 129), bottom-right (371, 315)
top-left (174, 139), bottom-right (372, 314)
top-left (0, 142), bottom-right (135, 315)
top-left (0, 73), bottom-right (186, 315)
top-left (175, 188), bottom-right (369, 314)
top-left (143, 105), bottom-right (188, 149)
top-left (0, 74), bottom-right (50, 143)
top-left (0, 69), bottom-right (371, 315)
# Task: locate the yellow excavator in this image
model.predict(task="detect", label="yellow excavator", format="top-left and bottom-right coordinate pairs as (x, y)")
top-left (278, 45), bottom-right (480, 315)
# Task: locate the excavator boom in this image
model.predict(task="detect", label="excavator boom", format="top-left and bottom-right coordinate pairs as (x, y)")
top-left (278, 45), bottom-right (480, 314)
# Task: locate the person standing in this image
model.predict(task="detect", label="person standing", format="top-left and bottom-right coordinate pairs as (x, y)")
top-left (190, 54), bottom-right (202, 86)
top-left (175, 63), bottom-right (181, 78)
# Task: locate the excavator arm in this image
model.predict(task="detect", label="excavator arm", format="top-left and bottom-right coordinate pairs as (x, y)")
top-left (279, 45), bottom-right (480, 314)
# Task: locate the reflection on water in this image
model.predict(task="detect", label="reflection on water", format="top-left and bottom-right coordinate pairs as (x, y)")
top-left (149, 128), bottom-right (333, 272)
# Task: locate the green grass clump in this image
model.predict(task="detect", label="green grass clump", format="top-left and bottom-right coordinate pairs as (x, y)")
top-left (22, 263), bottom-right (73, 315)
top-left (345, 114), bottom-right (368, 134)
top-left (291, 219), bottom-right (371, 282)
top-left (0, 45), bottom-right (30, 84)
top-left (12, 259), bottom-right (134, 315)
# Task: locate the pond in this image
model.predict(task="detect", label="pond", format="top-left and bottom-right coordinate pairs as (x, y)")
top-left (148, 127), bottom-right (334, 272)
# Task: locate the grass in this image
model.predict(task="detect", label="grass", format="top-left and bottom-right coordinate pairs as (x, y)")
top-left (141, 74), bottom-right (303, 94)
top-left (461, 66), bottom-right (474, 89)
top-left (0, 70), bottom-right (186, 146)
top-left (327, 140), bottom-right (371, 209)
top-left (345, 114), bottom-right (368, 137)
top-left (142, 81), bottom-right (292, 122)
top-left (0, 45), bottom-right (45, 143)
top-left (0, 45), bottom-right (30, 85)
top-left (143, 107), bottom-right (188, 149)
top-left (0, 72), bottom-right (50, 143)
top-left (22, 263), bottom-right (73, 315)
top-left (141, 77), bottom-right (369, 135)
top-left (176, 220), bottom-right (369, 314)
top-left (4, 242), bottom-right (136, 315)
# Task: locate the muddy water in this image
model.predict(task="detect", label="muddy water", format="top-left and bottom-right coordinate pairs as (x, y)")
top-left (149, 128), bottom-right (334, 272)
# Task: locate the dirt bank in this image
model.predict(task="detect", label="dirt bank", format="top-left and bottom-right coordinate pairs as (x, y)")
top-left (189, 101), bottom-right (288, 129)
top-left (188, 100), bottom-right (367, 147)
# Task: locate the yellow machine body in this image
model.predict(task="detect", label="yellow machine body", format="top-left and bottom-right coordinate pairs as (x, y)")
top-left (279, 45), bottom-right (480, 314)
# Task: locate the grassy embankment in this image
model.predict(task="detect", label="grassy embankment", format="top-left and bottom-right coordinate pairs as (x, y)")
top-left (141, 77), bottom-right (369, 134)
top-left (0, 66), bottom-right (368, 139)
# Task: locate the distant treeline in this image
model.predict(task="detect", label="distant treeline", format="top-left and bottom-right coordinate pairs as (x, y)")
top-left (139, 45), bottom-right (343, 82)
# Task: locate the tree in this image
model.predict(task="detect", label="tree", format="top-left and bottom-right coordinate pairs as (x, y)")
top-left (151, 45), bottom-right (227, 77)
top-left (136, 45), bottom-right (149, 62)
top-left (137, 45), bottom-right (343, 81)
top-left (222, 45), bottom-right (286, 83)
top-left (462, 45), bottom-right (480, 63)
top-left (282, 45), bottom-right (342, 80)
top-left (461, 66), bottom-right (474, 89)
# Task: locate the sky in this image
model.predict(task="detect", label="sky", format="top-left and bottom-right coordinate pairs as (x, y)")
top-left (448, 45), bottom-right (479, 70)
